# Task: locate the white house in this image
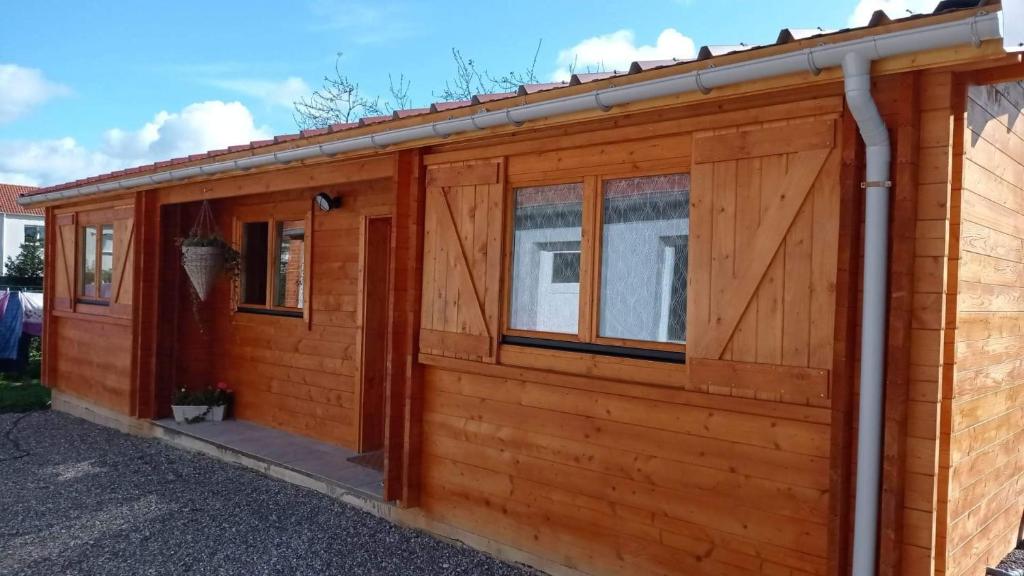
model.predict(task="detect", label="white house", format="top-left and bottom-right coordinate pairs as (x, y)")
top-left (0, 183), bottom-right (44, 270)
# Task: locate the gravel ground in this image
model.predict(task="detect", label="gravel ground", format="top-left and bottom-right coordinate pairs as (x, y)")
top-left (997, 547), bottom-right (1024, 575)
top-left (0, 410), bottom-right (533, 576)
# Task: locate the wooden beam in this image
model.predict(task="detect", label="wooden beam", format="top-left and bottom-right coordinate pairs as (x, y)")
top-left (385, 149), bottom-right (426, 506)
top-left (155, 155), bottom-right (394, 206)
top-left (828, 106), bottom-right (863, 576)
top-left (877, 72), bottom-right (920, 576)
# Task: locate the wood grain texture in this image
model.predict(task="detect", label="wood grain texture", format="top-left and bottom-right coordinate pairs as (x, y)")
top-left (688, 118), bottom-right (841, 365)
top-left (946, 80), bottom-right (1024, 576)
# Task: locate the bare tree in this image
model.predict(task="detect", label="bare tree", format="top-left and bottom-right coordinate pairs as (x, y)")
top-left (435, 40), bottom-right (543, 101)
top-left (294, 41), bottom-right (546, 129)
top-left (293, 54), bottom-right (384, 130)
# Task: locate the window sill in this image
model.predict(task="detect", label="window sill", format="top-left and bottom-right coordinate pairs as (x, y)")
top-left (76, 298), bottom-right (109, 307)
top-left (235, 307), bottom-right (303, 319)
top-left (501, 335), bottom-right (685, 363)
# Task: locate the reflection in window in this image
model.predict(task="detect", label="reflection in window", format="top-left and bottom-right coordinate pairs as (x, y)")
top-left (509, 183), bottom-right (583, 334)
top-left (241, 222), bottom-right (269, 305)
top-left (24, 225), bottom-right (44, 243)
top-left (100, 225), bottom-right (113, 299)
top-left (80, 226), bottom-right (97, 298)
top-left (274, 220), bottom-right (305, 309)
top-left (599, 174), bottom-right (689, 343)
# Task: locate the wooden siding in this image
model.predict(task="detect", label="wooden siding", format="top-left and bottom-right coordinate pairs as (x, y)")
top-left (45, 197), bottom-right (137, 414)
top-left (155, 179), bottom-right (394, 449)
top-left (945, 80), bottom-right (1024, 576)
top-left (416, 96), bottom-right (846, 576)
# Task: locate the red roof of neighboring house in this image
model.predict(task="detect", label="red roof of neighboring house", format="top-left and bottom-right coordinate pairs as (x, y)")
top-left (18, 1), bottom-right (991, 202)
top-left (0, 184), bottom-right (43, 215)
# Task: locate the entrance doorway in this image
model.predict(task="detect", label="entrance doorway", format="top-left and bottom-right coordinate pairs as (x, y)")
top-left (356, 215), bottom-right (392, 456)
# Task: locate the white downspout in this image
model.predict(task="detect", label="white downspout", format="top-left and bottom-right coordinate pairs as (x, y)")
top-left (843, 51), bottom-right (891, 576)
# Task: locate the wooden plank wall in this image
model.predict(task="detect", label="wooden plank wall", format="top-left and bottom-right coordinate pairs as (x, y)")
top-left (416, 95), bottom-right (848, 576)
top-left (161, 179), bottom-right (394, 449)
top-left (886, 71), bottom-right (955, 576)
top-left (943, 79), bottom-right (1024, 576)
top-left (47, 197), bottom-right (137, 415)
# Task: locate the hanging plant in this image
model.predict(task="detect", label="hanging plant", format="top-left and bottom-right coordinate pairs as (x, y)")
top-left (176, 200), bottom-right (240, 302)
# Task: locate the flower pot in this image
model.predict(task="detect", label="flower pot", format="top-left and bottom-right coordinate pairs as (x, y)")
top-left (171, 404), bottom-right (225, 423)
top-left (181, 245), bottom-right (225, 301)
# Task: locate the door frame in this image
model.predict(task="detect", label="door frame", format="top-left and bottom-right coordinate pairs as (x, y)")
top-left (354, 213), bottom-right (393, 453)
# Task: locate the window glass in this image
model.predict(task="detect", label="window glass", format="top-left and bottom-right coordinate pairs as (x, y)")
top-left (24, 225), bottom-right (43, 243)
top-left (241, 222), bottom-right (269, 305)
top-left (100, 225), bottom-right (114, 299)
top-left (509, 183), bottom-right (583, 334)
top-left (80, 226), bottom-right (97, 298)
top-left (273, 220), bottom-right (305, 309)
top-left (599, 174), bottom-right (690, 343)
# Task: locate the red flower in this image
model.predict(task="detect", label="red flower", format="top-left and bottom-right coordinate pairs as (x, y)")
top-left (216, 381), bottom-right (229, 391)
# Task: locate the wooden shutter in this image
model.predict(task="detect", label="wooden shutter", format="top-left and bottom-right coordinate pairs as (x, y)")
top-left (687, 118), bottom-right (840, 370)
top-left (109, 216), bottom-right (135, 318)
top-left (419, 159), bottom-right (504, 362)
top-left (53, 213), bottom-right (78, 312)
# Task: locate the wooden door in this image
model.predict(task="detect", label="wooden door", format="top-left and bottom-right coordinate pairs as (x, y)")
top-left (358, 216), bottom-right (392, 453)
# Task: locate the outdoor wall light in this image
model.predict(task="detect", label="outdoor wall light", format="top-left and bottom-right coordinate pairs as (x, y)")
top-left (314, 192), bottom-right (342, 212)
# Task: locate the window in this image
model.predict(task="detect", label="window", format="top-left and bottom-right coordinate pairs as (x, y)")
top-left (274, 220), bottom-right (306, 308)
top-left (24, 225), bottom-right (44, 244)
top-left (78, 224), bottom-right (114, 303)
top-left (509, 183), bottom-right (583, 335)
top-left (241, 222), bottom-right (269, 305)
top-left (238, 217), bottom-right (307, 315)
top-left (599, 175), bottom-right (689, 344)
top-left (505, 173), bottom-right (690, 356)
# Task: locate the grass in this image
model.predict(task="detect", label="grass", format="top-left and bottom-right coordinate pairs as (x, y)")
top-left (0, 336), bottom-right (48, 413)
top-left (0, 379), bottom-right (50, 413)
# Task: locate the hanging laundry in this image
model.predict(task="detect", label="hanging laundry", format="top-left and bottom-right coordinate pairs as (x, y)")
top-left (21, 292), bottom-right (42, 337)
top-left (0, 292), bottom-right (24, 360)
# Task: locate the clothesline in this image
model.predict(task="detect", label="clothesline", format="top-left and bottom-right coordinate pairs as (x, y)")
top-left (0, 290), bottom-right (43, 362)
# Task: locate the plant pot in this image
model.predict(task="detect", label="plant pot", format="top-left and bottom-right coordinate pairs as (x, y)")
top-left (181, 245), bottom-right (225, 301)
top-left (171, 404), bottom-right (225, 423)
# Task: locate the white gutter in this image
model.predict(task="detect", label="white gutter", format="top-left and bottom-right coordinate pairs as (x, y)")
top-left (19, 9), bottom-right (1004, 207)
top-left (843, 51), bottom-right (891, 576)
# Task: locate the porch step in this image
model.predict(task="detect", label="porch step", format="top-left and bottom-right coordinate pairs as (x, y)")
top-left (152, 418), bottom-right (386, 506)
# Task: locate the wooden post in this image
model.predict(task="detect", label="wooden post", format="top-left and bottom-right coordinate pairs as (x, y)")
top-left (829, 106), bottom-right (864, 576)
top-left (41, 206), bottom-right (56, 388)
top-left (384, 149), bottom-right (426, 505)
top-left (131, 190), bottom-right (161, 418)
top-left (878, 71), bottom-right (920, 576)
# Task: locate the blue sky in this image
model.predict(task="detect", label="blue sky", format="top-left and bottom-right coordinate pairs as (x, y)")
top-left (0, 0), bottom-right (933, 186)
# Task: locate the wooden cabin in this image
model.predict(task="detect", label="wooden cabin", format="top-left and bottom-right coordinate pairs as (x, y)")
top-left (19, 4), bottom-right (1024, 575)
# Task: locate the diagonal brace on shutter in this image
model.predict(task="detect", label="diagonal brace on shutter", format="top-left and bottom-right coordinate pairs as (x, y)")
top-left (432, 186), bottom-right (490, 339)
top-left (692, 147), bottom-right (833, 359)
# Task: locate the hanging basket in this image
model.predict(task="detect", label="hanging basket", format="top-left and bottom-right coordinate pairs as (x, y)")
top-left (181, 245), bottom-right (225, 301)
top-left (178, 199), bottom-right (238, 303)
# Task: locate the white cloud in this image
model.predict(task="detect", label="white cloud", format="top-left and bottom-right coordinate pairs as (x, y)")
top-left (0, 64), bottom-right (71, 124)
top-left (0, 100), bottom-right (271, 187)
top-left (0, 172), bottom-right (41, 187)
top-left (209, 77), bottom-right (312, 108)
top-left (308, 0), bottom-right (413, 43)
top-left (0, 137), bottom-right (122, 187)
top-left (552, 28), bottom-right (697, 82)
top-left (848, 0), bottom-right (936, 26)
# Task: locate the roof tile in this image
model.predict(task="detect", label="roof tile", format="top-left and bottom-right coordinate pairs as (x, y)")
top-left (0, 184), bottom-right (43, 215)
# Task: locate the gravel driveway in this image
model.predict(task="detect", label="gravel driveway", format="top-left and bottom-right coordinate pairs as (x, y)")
top-left (0, 410), bottom-right (532, 576)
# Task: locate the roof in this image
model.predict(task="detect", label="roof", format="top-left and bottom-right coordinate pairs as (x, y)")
top-left (0, 184), bottom-right (43, 215)
top-left (21, 0), bottom-right (996, 202)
